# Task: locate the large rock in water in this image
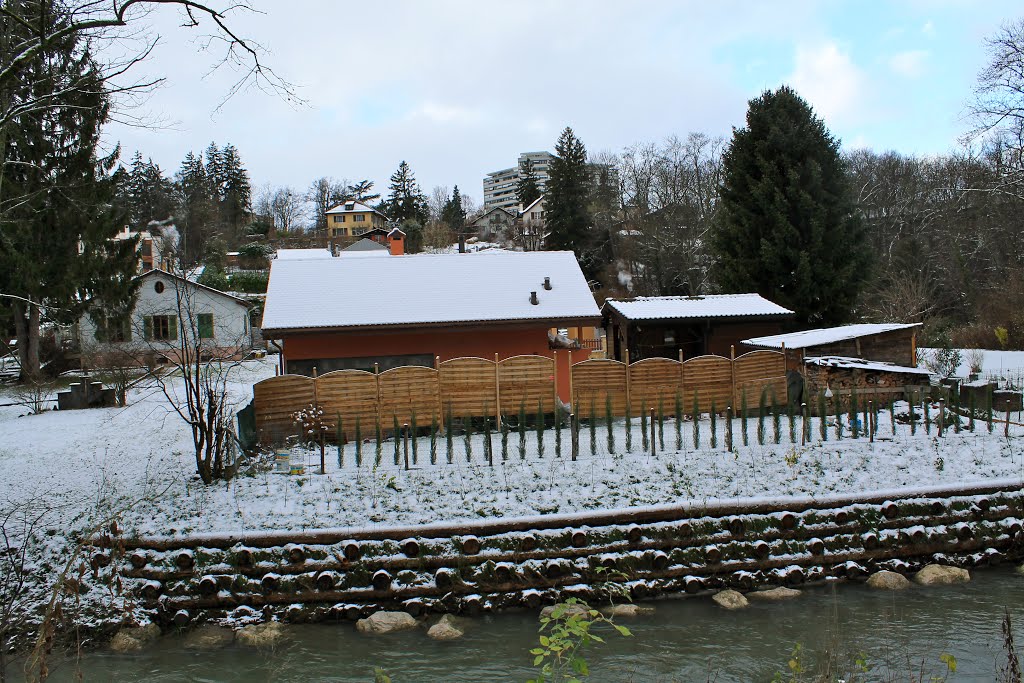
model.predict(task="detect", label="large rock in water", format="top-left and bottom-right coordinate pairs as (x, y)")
top-left (866, 570), bottom-right (911, 590)
top-left (540, 603), bottom-right (592, 620)
top-left (600, 604), bottom-right (655, 618)
top-left (109, 623), bottom-right (161, 653)
top-left (747, 587), bottom-right (802, 601)
top-left (914, 564), bottom-right (970, 586)
top-left (712, 589), bottom-right (749, 610)
top-left (427, 614), bottom-right (464, 641)
top-left (183, 624), bottom-right (235, 650)
top-left (236, 622), bottom-right (286, 648)
top-left (356, 611), bottom-right (418, 635)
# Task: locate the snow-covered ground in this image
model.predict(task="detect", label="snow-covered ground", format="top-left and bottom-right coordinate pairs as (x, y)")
top-left (920, 347), bottom-right (1024, 387)
top-left (1, 356), bottom-right (1021, 540)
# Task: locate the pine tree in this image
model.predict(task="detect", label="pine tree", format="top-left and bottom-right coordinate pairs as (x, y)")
top-left (175, 151), bottom-right (216, 264)
top-left (0, 3), bottom-right (138, 380)
top-left (384, 161), bottom-right (429, 225)
top-left (441, 185), bottom-right (467, 236)
top-left (217, 143), bottom-right (251, 242)
top-left (711, 86), bottom-right (870, 326)
top-left (546, 127), bottom-right (597, 278)
top-left (517, 157), bottom-right (541, 207)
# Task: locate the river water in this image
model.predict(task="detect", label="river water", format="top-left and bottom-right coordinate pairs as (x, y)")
top-left (32, 566), bottom-right (1024, 682)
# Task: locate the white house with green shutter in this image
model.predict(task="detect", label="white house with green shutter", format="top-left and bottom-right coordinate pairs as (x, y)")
top-left (78, 269), bottom-right (252, 367)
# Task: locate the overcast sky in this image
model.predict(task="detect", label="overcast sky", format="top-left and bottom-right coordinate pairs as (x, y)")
top-left (101, 1), bottom-right (1022, 207)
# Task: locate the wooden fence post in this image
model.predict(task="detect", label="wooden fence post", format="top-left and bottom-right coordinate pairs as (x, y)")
top-left (403, 423), bottom-right (410, 471)
top-left (567, 350), bottom-right (573, 414)
top-left (800, 402), bottom-right (807, 446)
top-left (570, 412), bottom-right (578, 462)
top-left (868, 401), bottom-right (874, 443)
top-left (312, 366), bottom-right (319, 411)
top-left (726, 405), bottom-right (733, 451)
top-left (678, 350), bottom-right (685, 416)
top-left (494, 353), bottom-right (501, 430)
top-left (1007, 400), bottom-right (1012, 438)
top-left (938, 399), bottom-right (944, 437)
top-left (730, 345), bottom-right (736, 409)
top-left (650, 407), bottom-right (656, 456)
top-left (374, 362), bottom-right (382, 437)
top-left (624, 349), bottom-right (631, 416)
top-left (435, 355), bottom-right (443, 433)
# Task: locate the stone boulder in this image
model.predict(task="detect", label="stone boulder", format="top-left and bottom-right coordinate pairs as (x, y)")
top-left (712, 589), bottom-right (749, 610)
top-left (236, 621), bottom-right (286, 649)
top-left (540, 603), bottom-right (592, 620)
top-left (427, 614), bottom-right (464, 641)
top-left (748, 586), bottom-right (801, 601)
top-left (109, 623), bottom-right (161, 653)
top-left (183, 624), bottom-right (235, 650)
top-left (914, 564), bottom-right (970, 586)
top-left (866, 570), bottom-right (911, 590)
top-left (356, 611), bottom-right (418, 635)
top-left (599, 604), bottom-right (656, 618)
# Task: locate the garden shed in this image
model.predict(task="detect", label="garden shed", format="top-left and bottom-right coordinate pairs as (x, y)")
top-left (742, 322), bottom-right (922, 368)
top-left (602, 294), bottom-right (793, 362)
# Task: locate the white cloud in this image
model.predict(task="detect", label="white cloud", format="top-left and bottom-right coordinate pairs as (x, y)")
top-left (788, 42), bottom-right (867, 125)
top-left (889, 50), bottom-right (929, 78)
top-left (922, 20), bottom-right (936, 37)
top-left (407, 102), bottom-right (483, 125)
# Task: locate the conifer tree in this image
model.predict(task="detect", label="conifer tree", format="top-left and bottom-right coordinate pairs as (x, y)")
top-left (384, 161), bottom-right (429, 225)
top-left (517, 157), bottom-right (541, 207)
top-left (712, 86), bottom-right (870, 326)
top-left (0, 3), bottom-right (138, 380)
top-left (546, 127), bottom-right (598, 278)
top-left (441, 185), bottom-right (466, 235)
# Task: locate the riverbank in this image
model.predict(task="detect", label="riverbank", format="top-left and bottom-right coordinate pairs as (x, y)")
top-left (19, 564), bottom-right (1024, 683)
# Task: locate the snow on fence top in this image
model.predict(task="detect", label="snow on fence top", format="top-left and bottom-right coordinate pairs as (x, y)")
top-left (261, 250), bottom-right (601, 333)
top-left (743, 323), bottom-right (921, 350)
top-left (805, 355), bottom-right (932, 376)
top-left (602, 293), bottom-right (793, 320)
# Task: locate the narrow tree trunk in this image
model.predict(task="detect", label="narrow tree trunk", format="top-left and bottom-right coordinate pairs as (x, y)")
top-left (13, 302), bottom-right (41, 381)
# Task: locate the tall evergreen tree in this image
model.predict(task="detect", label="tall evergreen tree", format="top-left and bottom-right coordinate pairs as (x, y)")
top-left (384, 161), bottom-right (429, 224)
top-left (441, 185), bottom-right (466, 235)
top-left (120, 151), bottom-right (175, 229)
top-left (347, 179), bottom-right (380, 204)
top-left (545, 127), bottom-right (597, 278)
top-left (517, 157), bottom-right (541, 207)
top-left (0, 0), bottom-right (138, 379)
top-left (174, 151), bottom-right (216, 264)
top-left (217, 143), bottom-right (251, 242)
top-left (712, 86), bottom-right (870, 326)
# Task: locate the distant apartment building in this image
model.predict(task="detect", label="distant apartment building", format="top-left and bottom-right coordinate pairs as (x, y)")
top-left (483, 151), bottom-right (554, 210)
top-left (482, 151), bottom-right (618, 211)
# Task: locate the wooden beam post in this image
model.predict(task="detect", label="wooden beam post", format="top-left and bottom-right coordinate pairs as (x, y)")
top-left (435, 355), bottom-right (443, 433)
top-left (624, 349), bottom-right (631, 417)
top-left (494, 353), bottom-right (501, 430)
top-left (374, 362), bottom-right (381, 435)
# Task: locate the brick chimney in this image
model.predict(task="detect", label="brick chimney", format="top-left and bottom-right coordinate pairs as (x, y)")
top-left (387, 228), bottom-right (405, 256)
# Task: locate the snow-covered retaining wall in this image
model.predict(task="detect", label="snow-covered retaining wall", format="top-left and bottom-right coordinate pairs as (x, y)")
top-left (89, 480), bottom-right (1024, 626)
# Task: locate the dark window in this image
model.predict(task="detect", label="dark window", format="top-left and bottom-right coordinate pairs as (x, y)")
top-left (333, 215), bottom-right (344, 223)
top-left (144, 315), bottom-right (177, 341)
top-left (154, 281), bottom-right (165, 294)
top-left (95, 316), bottom-right (131, 343)
top-left (198, 313), bottom-right (214, 339)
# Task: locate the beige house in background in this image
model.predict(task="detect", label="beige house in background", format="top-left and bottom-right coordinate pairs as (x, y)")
top-left (325, 201), bottom-right (388, 238)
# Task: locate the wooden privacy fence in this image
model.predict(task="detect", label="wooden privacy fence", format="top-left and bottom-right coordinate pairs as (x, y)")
top-left (571, 350), bottom-right (787, 418)
top-left (253, 350), bottom-right (787, 445)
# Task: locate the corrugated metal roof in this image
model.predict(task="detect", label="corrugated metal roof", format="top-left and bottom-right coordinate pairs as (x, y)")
top-left (262, 250), bottom-right (600, 333)
top-left (743, 323), bottom-right (921, 350)
top-left (603, 294), bottom-right (793, 321)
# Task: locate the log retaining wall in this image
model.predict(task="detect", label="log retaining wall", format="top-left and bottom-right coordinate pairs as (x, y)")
top-left (89, 480), bottom-right (1024, 626)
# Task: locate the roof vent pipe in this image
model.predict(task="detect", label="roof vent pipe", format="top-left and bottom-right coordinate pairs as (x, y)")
top-left (543, 277), bottom-right (552, 290)
top-left (529, 291), bottom-right (539, 305)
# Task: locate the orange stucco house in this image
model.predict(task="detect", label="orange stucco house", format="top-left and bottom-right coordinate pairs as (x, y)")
top-left (260, 249), bottom-right (601, 400)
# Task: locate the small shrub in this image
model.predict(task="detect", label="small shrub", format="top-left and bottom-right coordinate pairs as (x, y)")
top-left (589, 398), bottom-right (597, 456)
top-left (625, 401), bottom-right (633, 452)
top-left (605, 395), bottom-right (615, 455)
top-left (710, 400), bottom-right (718, 450)
top-left (464, 414), bottom-right (473, 462)
top-left (430, 415), bottom-right (438, 465)
top-left (692, 392), bottom-right (701, 449)
top-left (392, 414), bottom-right (401, 465)
top-left (740, 389), bottom-right (749, 447)
top-left (640, 400), bottom-right (649, 452)
top-left (354, 415), bottom-right (362, 467)
top-left (536, 400), bottom-right (545, 459)
top-left (674, 392), bottom-right (683, 451)
top-left (519, 401), bottom-right (528, 460)
top-left (657, 398), bottom-right (665, 451)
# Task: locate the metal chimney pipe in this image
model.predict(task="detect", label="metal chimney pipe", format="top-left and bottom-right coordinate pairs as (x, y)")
top-left (543, 277), bottom-right (552, 290)
top-left (529, 291), bottom-right (539, 305)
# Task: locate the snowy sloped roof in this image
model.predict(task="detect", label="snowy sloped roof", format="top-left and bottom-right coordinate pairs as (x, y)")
top-left (262, 250), bottom-right (600, 334)
top-left (341, 238), bottom-right (388, 253)
top-left (805, 355), bottom-right (932, 376)
top-left (743, 323), bottom-right (921, 350)
top-left (275, 248), bottom-right (334, 260)
top-left (603, 294), bottom-right (793, 321)
top-left (326, 201), bottom-right (388, 218)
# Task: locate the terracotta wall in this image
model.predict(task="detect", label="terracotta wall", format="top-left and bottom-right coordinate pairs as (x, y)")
top-left (282, 327), bottom-right (587, 401)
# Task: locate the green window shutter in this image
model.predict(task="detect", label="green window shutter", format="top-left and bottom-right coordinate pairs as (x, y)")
top-left (122, 318), bottom-right (132, 342)
top-left (198, 313), bottom-right (214, 339)
top-left (144, 316), bottom-right (153, 341)
top-left (169, 315), bottom-right (178, 341)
